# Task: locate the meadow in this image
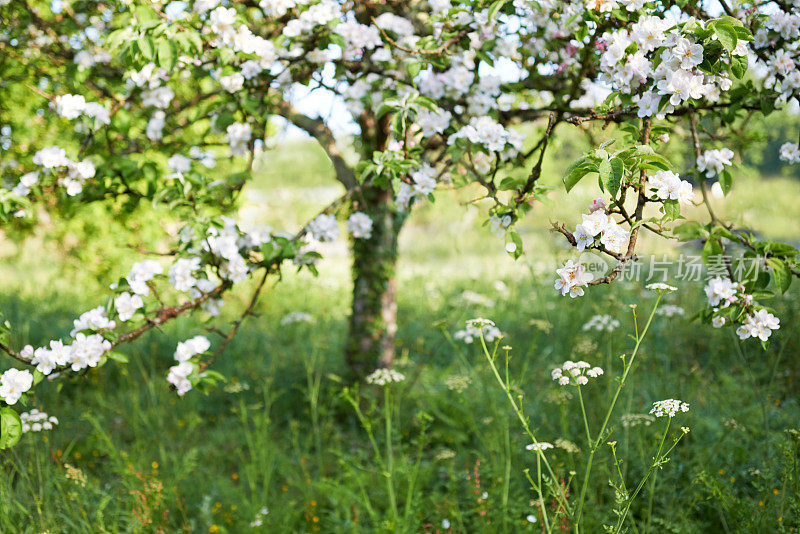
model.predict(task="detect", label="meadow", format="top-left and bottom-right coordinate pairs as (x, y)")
top-left (0, 139), bottom-right (799, 533)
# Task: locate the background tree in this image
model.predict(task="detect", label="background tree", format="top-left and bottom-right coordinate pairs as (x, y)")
top-left (0, 0), bottom-right (799, 451)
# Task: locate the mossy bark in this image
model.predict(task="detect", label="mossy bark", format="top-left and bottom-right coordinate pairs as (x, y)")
top-left (345, 185), bottom-right (406, 376)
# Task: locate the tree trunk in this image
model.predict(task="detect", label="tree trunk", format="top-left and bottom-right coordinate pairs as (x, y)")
top-left (345, 184), bottom-right (406, 376)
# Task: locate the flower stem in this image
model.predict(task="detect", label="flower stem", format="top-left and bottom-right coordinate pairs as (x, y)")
top-left (574, 295), bottom-right (663, 530)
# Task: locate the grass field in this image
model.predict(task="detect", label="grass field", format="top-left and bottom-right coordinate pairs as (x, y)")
top-left (0, 139), bottom-right (799, 532)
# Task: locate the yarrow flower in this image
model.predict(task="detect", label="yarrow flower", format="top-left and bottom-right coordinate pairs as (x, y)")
top-left (20, 409), bottom-right (58, 433)
top-left (454, 318), bottom-right (502, 344)
top-left (551, 361), bottom-right (604, 386)
top-left (582, 314), bottom-right (620, 332)
top-left (525, 441), bottom-right (554, 451)
top-left (646, 282), bottom-right (677, 293)
top-left (621, 413), bottom-right (655, 428)
top-left (649, 398), bottom-right (690, 417)
top-left (365, 368), bottom-right (405, 386)
top-left (555, 438), bottom-right (580, 453)
top-left (444, 374), bottom-right (471, 392)
top-left (656, 304), bottom-right (685, 317)
top-left (280, 311), bottom-right (313, 325)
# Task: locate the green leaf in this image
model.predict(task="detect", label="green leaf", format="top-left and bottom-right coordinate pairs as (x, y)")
top-left (32, 370), bottom-right (45, 386)
top-left (106, 351), bottom-right (130, 364)
top-left (134, 5), bottom-right (160, 28)
top-left (730, 54), bottom-right (748, 78)
top-left (713, 22), bottom-right (738, 52)
top-left (638, 152), bottom-right (671, 171)
top-left (186, 31), bottom-right (204, 54)
top-left (563, 156), bottom-right (593, 192)
top-left (766, 257), bottom-right (791, 293)
top-left (702, 237), bottom-right (723, 263)
top-left (0, 407), bottom-right (22, 450)
top-left (673, 221), bottom-right (706, 241)
top-left (488, 0), bottom-right (509, 21)
top-left (505, 230), bottom-right (523, 260)
top-left (607, 157), bottom-right (624, 197)
top-left (598, 158), bottom-right (613, 191)
top-left (376, 102), bottom-right (396, 120)
top-left (157, 39), bottom-right (177, 72)
top-left (663, 199), bottom-right (680, 220)
top-left (767, 242), bottom-right (799, 258)
top-left (138, 37), bottom-right (156, 60)
top-left (718, 169), bottom-right (732, 195)
top-left (405, 60), bottom-right (423, 79)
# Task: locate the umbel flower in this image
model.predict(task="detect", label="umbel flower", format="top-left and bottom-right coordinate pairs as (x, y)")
top-left (455, 318), bottom-right (503, 344)
top-left (365, 368), bottom-right (405, 386)
top-left (650, 399), bottom-right (690, 418)
top-left (526, 442), bottom-right (554, 452)
top-left (551, 361), bottom-right (604, 386)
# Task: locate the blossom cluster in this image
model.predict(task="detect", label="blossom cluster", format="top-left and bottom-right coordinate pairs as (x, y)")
top-left (646, 170), bottom-right (694, 205)
top-left (24, 332), bottom-right (112, 375)
top-left (24, 145), bottom-right (96, 196)
top-left (396, 164), bottom-right (438, 211)
top-left (553, 260), bottom-right (593, 298)
top-left (573, 210), bottom-right (631, 254)
top-left (596, 17), bottom-right (740, 118)
top-left (52, 94), bottom-right (110, 126)
top-left (704, 277), bottom-right (781, 341)
top-left (166, 335), bottom-right (211, 396)
top-left (346, 212), bottom-right (373, 239)
top-left (448, 116), bottom-right (524, 156)
top-left (696, 148), bottom-right (735, 178)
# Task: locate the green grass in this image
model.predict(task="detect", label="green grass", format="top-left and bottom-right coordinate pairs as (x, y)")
top-left (0, 140), bottom-right (798, 532)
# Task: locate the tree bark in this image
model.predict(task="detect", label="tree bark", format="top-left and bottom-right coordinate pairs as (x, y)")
top-left (344, 184), bottom-right (406, 376)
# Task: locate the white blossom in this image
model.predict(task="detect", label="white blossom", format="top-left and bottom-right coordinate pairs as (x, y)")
top-left (0, 369), bottom-right (33, 405)
top-left (114, 292), bottom-right (144, 321)
top-left (347, 212), bottom-right (373, 239)
top-left (307, 214), bottom-right (340, 242)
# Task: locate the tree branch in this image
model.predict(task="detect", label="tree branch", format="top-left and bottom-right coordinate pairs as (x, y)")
top-left (276, 102), bottom-right (358, 190)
